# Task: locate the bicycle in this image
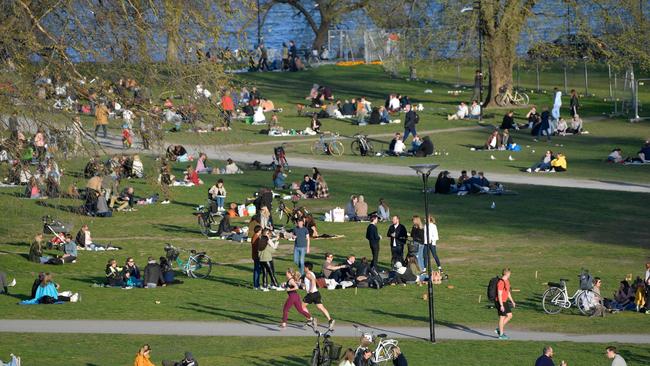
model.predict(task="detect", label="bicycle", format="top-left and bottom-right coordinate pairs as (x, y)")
top-left (277, 197), bottom-right (309, 225)
top-left (311, 133), bottom-right (344, 156)
top-left (541, 276), bottom-right (596, 316)
top-left (163, 244), bottom-right (213, 279)
top-left (495, 85), bottom-right (530, 106)
top-left (350, 133), bottom-right (374, 156)
top-left (353, 325), bottom-right (398, 365)
top-left (310, 326), bottom-right (341, 366)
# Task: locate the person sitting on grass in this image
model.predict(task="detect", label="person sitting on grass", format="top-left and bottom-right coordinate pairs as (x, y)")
top-left (223, 158), bottom-right (242, 174)
top-left (434, 170), bottom-right (457, 194)
top-left (272, 165), bottom-right (287, 189)
top-left (208, 179), bottom-right (227, 212)
top-left (567, 114), bottom-right (584, 134)
top-left (195, 153), bottom-right (213, 174)
top-left (484, 130), bottom-right (501, 150)
top-left (105, 259), bottom-right (125, 287)
top-left (354, 195), bottom-right (369, 221)
top-left (144, 257), bottom-right (166, 288)
top-left (501, 129), bottom-right (513, 150)
top-left (637, 140), bottom-right (650, 162)
top-left (61, 234), bottom-right (77, 263)
top-left (134, 344), bottom-right (155, 366)
top-left (162, 351), bottom-right (198, 366)
top-left (309, 113), bottom-right (322, 134)
top-left (123, 257), bottom-right (141, 281)
top-left (341, 99), bottom-right (356, 117)
top-left (550, 153), bottom-right (567, 172)
top-left (184, 166), bottom-right (203, 186)
top-left (469, 100), bottom-right (481, 119)
top-left (500, 111), bottom-right (519, 130)
top-left (20, 272), bottom-right (79, 304)
top-left (323, 253), bottom-right (348, 283)
top-left (526, 150), bottom-right (554, 172)
top-left (315, 173), bottom-right (329, 199)
top-left (391, 261), bottom-right (416, 285)
top-left (447, 102), bottom-right (468, 120)
top-left (607, 148), bottom-right (624, 164)
top-left (408, 135), bottom-right (422, 154)
top-left (345, 195), bottom-right (358, 221)
top-left (387, 132), bottom-right (402, 156)
top-left (298, 175), bottom-right (316, 198)
top-left (111, 186), bottom-right (136, 212)
top-left (167, 145), bottom-right (193, 162)
top-left (555, 118), bottom-right (568, 136)
top-left (526, 106), bottom-right (540, 129)
top-left (414, 136), bottom-right (434, 157)
top-left (377, 198), bottom-right (390, 222)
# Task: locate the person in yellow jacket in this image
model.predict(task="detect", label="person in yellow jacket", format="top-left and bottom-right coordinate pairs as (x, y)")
top-left (551, 153), bottom-right (567, 172)
top-left (134, 344), bottom-right (155, 366)
top-left (94, 102), bottom-right (109, 138)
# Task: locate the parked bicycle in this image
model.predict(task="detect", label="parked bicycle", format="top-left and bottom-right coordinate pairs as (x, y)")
top-left (350, 133), bottom-right (374, 156)
top-left (311, 133), bottom-right (344, 156)
top-left (495, 85), bottom-right (530, 106)
top-left (310, 326), bottom-right (341, 366)
top-left (541, 275), bottom-right (596, 316)
top-left (353, 325), bottom-right (398, 365)
top-left (277, 197), bottom-right (309, 225)
top-left (163, 244), bottom-right (213, 279)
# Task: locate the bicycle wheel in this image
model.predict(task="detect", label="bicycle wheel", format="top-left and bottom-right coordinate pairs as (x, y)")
top-left (350, 140), bottom-right (361, 155)
top-left (311, 142), bottom-right (321, 155)
top-left (375, 342), bottom-right (397, 365)
top-left (366, 142), bottom-right (375, 155)
top-left (541, 287), bottom-right (565, 315)
top-left (328, 141), bottom-right (344, 156)
top-left (197, 214), bottom-right (209, 235)
top-left (495, 93), bottom-right (508, 106)
top-left (310, 348), bottom-right (321, 366)
top-left (519, 92), bottom-right (530, 106)
top-left (189, 254), bottom-right (212, 279)
top-left (576, 290), bottom-right (596, 316)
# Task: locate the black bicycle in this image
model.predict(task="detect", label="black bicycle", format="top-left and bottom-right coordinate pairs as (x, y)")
top-left (310, 327), bottom-right (341, 366)
top-left (350, 133), bottom-right (374, 156)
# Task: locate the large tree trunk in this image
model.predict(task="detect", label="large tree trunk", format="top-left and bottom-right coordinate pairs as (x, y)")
top-left (164, 0), bottom-right (181, 63)
top-left (484, 37), bottom-right (515, 107)
top-left (312, 20), bottom-right (331, 50)
top-left (166, 32), bottom-right (179, 63)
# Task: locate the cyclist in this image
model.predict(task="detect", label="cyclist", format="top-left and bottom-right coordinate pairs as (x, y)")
top-left (303, 262), bottom-right (335, 330)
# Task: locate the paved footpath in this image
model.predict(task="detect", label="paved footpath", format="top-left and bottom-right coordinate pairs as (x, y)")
top-left (1, 319), bottom-right (648, 343)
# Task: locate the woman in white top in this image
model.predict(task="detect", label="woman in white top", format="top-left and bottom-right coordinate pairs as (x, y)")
top-left (377, 198), bottom-right (390, 222)
top-left (424, 215), bottom-right (442, 271)
top-left (393, 139), bottom-right (406, 155)
top-left (253, 105), bottom-right (266, 124)
top-left (447, 102), bottom-right (469, 120)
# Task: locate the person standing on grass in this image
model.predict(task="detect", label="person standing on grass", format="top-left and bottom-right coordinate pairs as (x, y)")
top-left (94, 102), bottom-right (109, 138)
top-left (280, 268), bottom-right (313, 329)
top-left (387, 216), bottom-right (408, 267)
top-left (606, 346), bottom-right (627, 366)
top-left (303, 262), bottom-right (335, 330)
top-left (569, 89), bottom-right (580, 117)
top-left (425, 215), bottom-right (442, 273)
top-left (250, 226), bottom-right (262, 290)
top-left (366, 215), bottom-right (381, 270)
top-left (495, 267), bottom-right (516, 340)
top-left (551, 87), bottom-right (562, 129)
top-left (293, 219), bottom-right (310, 274)
top-left (402, 104), bottom-right (418, 142)
top-left (471, 69), bottom-right (483, 103)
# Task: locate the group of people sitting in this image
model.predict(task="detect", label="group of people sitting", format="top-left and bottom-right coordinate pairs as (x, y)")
top-left (447, 100), bottom-right (481, 120)
top-left (387, 133), bottom-right (434, 157)
top-left (524, 106), bottom-right (584, 141)
top-left (434, 170), bottom-right (496, 194)
top-left (29, 224), bottom-right (120, 265)
top-left (479, 129), bottom-right (517, 151)
top-left (607, 140), bottom-right (650, 164)
top-left (294, 168), bottom-right (329, 199)
top-left (587, 264), bottom-right (650, 317)
top-left (525, 150), bottom-right (568, 173)
top-left (104, 256), bottom-right (178, 289)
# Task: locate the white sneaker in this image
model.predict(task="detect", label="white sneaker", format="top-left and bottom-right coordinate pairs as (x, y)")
top-left (161, 200), bottom-right (170, 205)
top-left (276, 286), bottom-right (285, 291)
top-left (261, 287), bottom-right (270, 292)
top-left (8, 278), bottom-right (16, 287)
top-left (70, 293), bottom-right (79, 303)
top-left (525, 168), bottom-right (532, 173)
top-left (534, 168), bottom-right (540, 172)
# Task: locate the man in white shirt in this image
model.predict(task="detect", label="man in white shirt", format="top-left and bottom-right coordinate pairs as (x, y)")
top-left (388, 94), bottom-right (401, 112)
top-left (393, 139), bottom-right (406, 155)
top-left (606, 346), bottom-right (627, 366)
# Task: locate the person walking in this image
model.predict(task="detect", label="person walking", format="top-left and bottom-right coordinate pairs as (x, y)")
top-left (293, 219), bottom-right (310, 274)
top-left (535, 346), bottom-right (567, 366)
top-left (495, 268), bottom-right (516, 340)
top-left (425, 215), bottom-right (442, 272)
top-left (303, 262), bottom-right (335, 330)
top-left (387, 216), bottom-right (407, 267)
top-left (402, 104), bottom-right (418, 142)
top-left (280, 268), bottom-right (313, 329)
top-left (366, 215), bottom-right (381, 270)
top-left (605, 346), bottom-right (627, 366)
top-left (281, 42), bottom-right (289, 71)
top-left (551, 87), bottom-right (562, 128)
top-left (94, 102), bottom-right (109, 138)
top-left (289, 40), bottom-right (298, 71)
top-left (258, 43), bottom-right (269, 71)
top-left (569, 89), bottom-right (580, 117)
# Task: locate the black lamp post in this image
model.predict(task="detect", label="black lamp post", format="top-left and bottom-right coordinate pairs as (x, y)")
top-left (409, 163), bottom-right (439, 343)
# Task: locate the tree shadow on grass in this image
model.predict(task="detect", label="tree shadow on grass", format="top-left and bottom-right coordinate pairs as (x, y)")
top-left (618, 349), bottom-right (650, 364)
top-left (36, 200), bottom-right (83, 214)
top-left (69, 275), bottom-right (109, 286)
top-left (517, 293), bottom-right (544, 312)
top-left (153, 223), bottom-right (199, 235)
top-left (179, 302), bottom-right (279, 329)
top-left (201, 274), bottom-right (250, 288)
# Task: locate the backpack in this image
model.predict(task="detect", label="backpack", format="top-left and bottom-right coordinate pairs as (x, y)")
top-left (367, 268), bottom-right (384, 289)
top-left (579, 270), bottom-right (593, 290)
top-left (487, 276), bottom-right (502, 302)
top-left (414, 112), bottom-right (420, 124)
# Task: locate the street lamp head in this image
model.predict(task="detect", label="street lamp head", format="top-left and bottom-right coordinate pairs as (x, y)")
top-left (409, 164), bottom-right (439, 176)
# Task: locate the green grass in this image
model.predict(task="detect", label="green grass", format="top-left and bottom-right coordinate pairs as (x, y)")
top-left (236, 115), bottom-right (650, 183)
top-left (0, 157), bottom-right (649, 335)
top-left (1, 333), bottom-right (649, 365)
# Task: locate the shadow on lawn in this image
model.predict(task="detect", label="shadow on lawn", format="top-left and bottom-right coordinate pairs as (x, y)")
top-left (154, 223), bottom-right (198, 235)
top-left (179, 302), bottom-right (278, 329)
top-left (618, 349), bottom-right (650, 365)
top-left (367, 309), bottom-right (493, 339)
top-left (69, 275), bottom-right (109, 286)
top-left (247, 355), bottom-right (307, 366)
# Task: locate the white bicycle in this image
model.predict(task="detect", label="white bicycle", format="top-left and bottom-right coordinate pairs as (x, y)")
top-left (541, 276), bottom-right (596, 316)
top-left (353, 325), bottom-right (398, 365)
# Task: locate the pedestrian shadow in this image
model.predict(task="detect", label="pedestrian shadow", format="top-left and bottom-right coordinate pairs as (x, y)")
top-left (179, 302), bottom-right (278, 331)
top-left (368, 309), bottom-right (493, 339)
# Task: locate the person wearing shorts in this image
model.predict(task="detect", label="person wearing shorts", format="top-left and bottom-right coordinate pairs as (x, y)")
top-left (495, 268), bottom-right (516, 340)
top-left (303, 262), bottom-right (335, 330)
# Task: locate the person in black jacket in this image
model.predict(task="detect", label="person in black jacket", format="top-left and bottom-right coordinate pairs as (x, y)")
top-left (387, 216), bottom-right (408, 266)
top-left (500, 111), bottom-right (517, 130)
top-left (392, 346), bottom-right (408, 366)
top-left (365, 215), bottom-right (381, 270)
top-left (415, 136), bottom-right (433, 157)
top-left (402, 104), bottom-right (418, 142)
top-left (569, 89), bottom-right (580, 117)
top-left (143, 257), bottom-right (165, 288)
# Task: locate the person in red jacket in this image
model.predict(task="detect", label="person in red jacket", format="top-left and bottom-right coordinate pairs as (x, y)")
top-left (184, 166), bottom-right (202, 186)
top-left (221, 91), bottom-right (234, 128)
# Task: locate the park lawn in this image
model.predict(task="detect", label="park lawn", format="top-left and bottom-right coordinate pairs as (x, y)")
top-left (0, 157), bottom-right (649, 334)
top-left (235, 115), bottom-right (650, 184)
top-left (1, 333), bottom-right (649, 366)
